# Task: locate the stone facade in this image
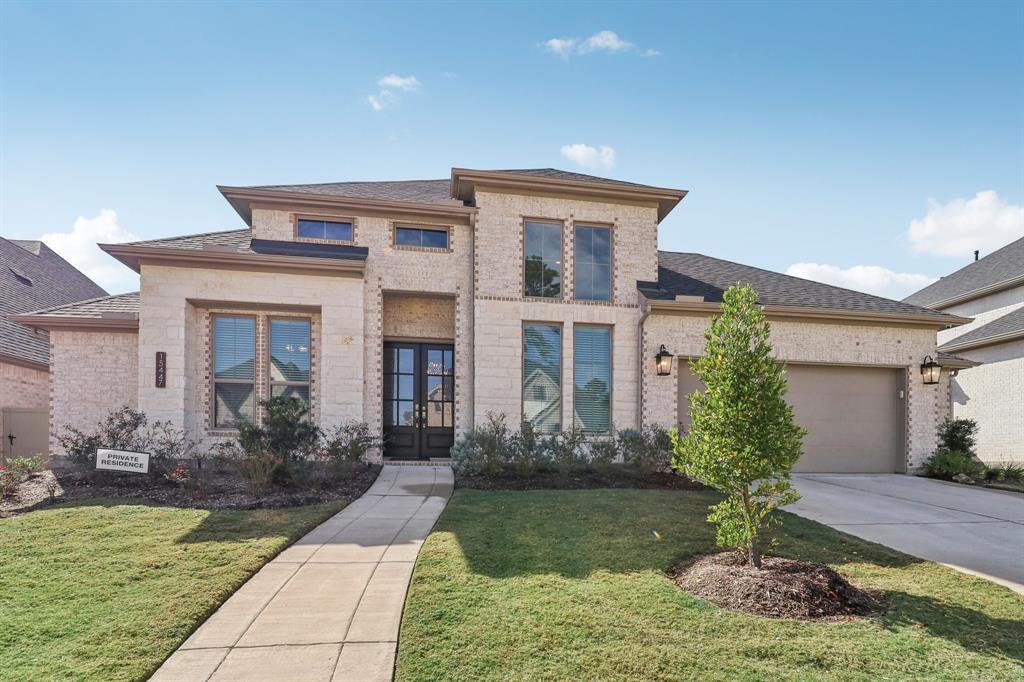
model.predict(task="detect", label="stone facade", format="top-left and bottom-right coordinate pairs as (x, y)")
top-left (641, 312), bottom-right (942, 471)
top-left (48, 330), bottom-right (138, 456)
top-left (382, 294), bottom-right (455, 341)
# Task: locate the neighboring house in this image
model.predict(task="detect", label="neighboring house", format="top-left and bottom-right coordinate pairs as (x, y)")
top-left (0, 237), bottom-right (107, 462)
top-left (10, 168), bottom-right (969, 473)
top-left (904, 237), bottom-right (1024, 464)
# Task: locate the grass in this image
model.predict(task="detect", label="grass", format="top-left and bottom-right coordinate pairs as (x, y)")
top-left (0, 498), bottom-right (345, 682)
top-left (397, 489), bottom-right (1024, 681)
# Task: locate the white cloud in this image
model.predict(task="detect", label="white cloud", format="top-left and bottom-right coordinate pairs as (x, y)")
top-left (542, 30), bottom-right (653, 58)
top-left (377, 74), bottom-right (419, 92)
top-left (560, 143), bottom-right (616, 171)
top-left (785, 263), bottom-right (937, 300)
top-left (367, 74), bottom-right (419, 111)
top-left (40, 209), bottom-right (139, 294)
top-left (908, 190), bottom-right (1024, 258)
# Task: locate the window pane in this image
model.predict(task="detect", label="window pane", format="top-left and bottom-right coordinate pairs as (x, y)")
top-left (215, 383), bottom-right (255, 428)
top-left (398, 401), bottom-right (415, 426)
top-left (574, 326), bottom-right (611, 433)
top-left (575, 263), bottom-right (592, 301)
top-left (421, 229), bottom-right (448, 249)
top-left (323, 220), bottom-right (353, 241)
top-left (296, 218), bottom-right (323, 239)
top-left (398, 348), bottom-right (414, 373)
top-left (427, 350), bottom-right (443, 374)
top-left (443, 350), bottom-right (454, 375)
top-left (269, 318), bottom-right (310, 383)
top-left (397, 374), bottom-right (414, 400)
top-left (427, 375), bottom-right (443, 401)
top-left (271, 384), bottom-right (310, 406)
top-left (524, 221), bottom-right (561, 298)
top-left (523, 323), bottom-right (561, 433)
top-left (297, 218), bottom-right (352, 241)
top-left (427, 402), bottom-right (444, 427)
top-left (395, 227), bottom-right (420, 246)
top-left (214, 316), bottom-right (255, 380)
top-left (575, 226), bottom-right (611, 301)
top-left (592, 263), bottom-right (611, 302)
top-left (524, 258), bottom-right (544, 297)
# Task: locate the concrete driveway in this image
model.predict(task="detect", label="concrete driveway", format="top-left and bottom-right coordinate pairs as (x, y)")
top-left (789, 474), bottom-right (1024, 594)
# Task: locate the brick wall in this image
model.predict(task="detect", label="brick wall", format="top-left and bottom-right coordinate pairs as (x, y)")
top-left (938, 285), bottom-right (1024, 345)
top-left (49, 330), bottom-right (139, 456)
top-left (382, 294), bottom-right (455, 340)
top-left (949, 339), bottom-right (1024, 463)
top-left (642, 312), bottom-right (942, 470)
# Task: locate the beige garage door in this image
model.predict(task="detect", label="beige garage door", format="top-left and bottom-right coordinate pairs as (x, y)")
top-left (677, 362), bottom-right (905, 473)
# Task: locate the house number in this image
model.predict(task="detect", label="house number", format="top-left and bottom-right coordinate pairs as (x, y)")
top-left (155, 352), bottom-right (166, 388)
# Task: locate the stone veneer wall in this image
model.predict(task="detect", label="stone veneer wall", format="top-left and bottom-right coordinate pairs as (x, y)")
top-left (949, 339), bottom-right (1024, 463)
top-left (48, 330), bottom-right (139, 456)
top-left (642, 312), bottom-right (942, 471)
top-left (382, 294), bottom-right (455, 340)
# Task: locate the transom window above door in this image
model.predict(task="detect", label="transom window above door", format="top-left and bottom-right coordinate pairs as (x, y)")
top-left (296, 217), bottom-right (353, 241)
top-left (524, 220), bottom-right (562, 298)
top-left (394, 225), bottom-right (449, 249)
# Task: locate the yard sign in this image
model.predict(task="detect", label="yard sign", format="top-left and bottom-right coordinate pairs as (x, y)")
top-left (96, 448), bottom-right (150, 474)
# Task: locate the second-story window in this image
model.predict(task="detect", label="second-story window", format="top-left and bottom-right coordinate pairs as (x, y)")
top-left (574, 225), bottom-right (611, 301)
top-left (524, 220), bottom-right (562, 298)
top-left (297, 218), bottom-right (353, 241)
top-left (395, 225), bottom-right (449, 249)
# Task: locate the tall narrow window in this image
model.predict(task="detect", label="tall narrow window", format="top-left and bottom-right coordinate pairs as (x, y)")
top-left (297, 218), bottom-right (353, 241)
top-left (524, 220), bottom-right (562, 298)
top-left (523, 323), bottom-right (561, 433)
top-left (574, 225), bottom-right (611, 301)
top-left (212, 316), bottom-right (256, 428)
top-left (269, 318), bottom-right (311, 405)
top-left (574, 326), bottom-right (611, 433)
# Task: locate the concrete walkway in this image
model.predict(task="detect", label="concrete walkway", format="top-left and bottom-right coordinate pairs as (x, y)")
top-left (151, 465), bottom-right (454, 682)
top-left (790, 474), bottom-right (1024, 594)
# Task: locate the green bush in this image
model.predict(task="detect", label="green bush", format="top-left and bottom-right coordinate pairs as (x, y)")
top-left (981, 462), bottom-right (1024, 483)
top-left (451, 412), bottom-right (513, 477)
top-left (320, 421), bottom-right (381, 478)
top-left (618, 425), bottom-right (672, 475)
top-left (923, 448), bottom-right (983, 480)
top-left (588, 435), bottom-right (619, 475)
top-left (510, 421), bottom-right (546, 477)
top-left (938, 418), bottom-right (979, 456)
top-left (547, 425), bottom-right (587, 476)
top-left (6, 455), bottom-right (44, 480)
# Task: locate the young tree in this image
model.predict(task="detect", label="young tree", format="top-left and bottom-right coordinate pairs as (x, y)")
top-left (671, 284), bottom-right (806, 568)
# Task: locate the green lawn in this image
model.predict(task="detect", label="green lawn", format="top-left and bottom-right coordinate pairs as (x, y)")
top-left (0, 498), bottom-right (345, 682)
top-left (397, 489), bottom-right (1024, 681)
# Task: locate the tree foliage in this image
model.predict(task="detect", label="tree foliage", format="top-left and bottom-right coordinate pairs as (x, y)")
top-left (671, 284), bottom-right (806, 567)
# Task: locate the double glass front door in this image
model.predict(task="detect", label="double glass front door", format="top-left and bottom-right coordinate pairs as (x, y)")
top-left (383, 342), bottom-right (455, 459)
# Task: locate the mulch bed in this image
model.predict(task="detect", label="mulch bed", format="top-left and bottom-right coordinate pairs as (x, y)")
top-left (672, 551), bottom-right (883, 621)
top-left (0, 465), bottom-right (381, 518)
top-left (457, 469), bottom-right (705, 491)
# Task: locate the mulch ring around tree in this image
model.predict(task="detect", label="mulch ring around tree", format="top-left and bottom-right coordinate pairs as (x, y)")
top-left (672, 551), bottom-right (884, 621)
top-left (1, 464), bottom-right (382, 518)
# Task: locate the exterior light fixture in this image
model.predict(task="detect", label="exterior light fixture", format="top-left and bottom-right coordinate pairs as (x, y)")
top-left (655, 345), bottom-right (674, 376)
top-left (920, 355), bottom-right (941, 385)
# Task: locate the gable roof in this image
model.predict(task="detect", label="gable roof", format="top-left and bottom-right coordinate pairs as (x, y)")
top-left (903, 236), bottom-right (1024, 309)
top-left (1, 238), bottom-right (108, 367)
top-left (641, 251), bottom-right (967, 327)
top-left (244, 178), bottom-right (460, 206)
top-left (939, 306), bottom-right (1024, 353)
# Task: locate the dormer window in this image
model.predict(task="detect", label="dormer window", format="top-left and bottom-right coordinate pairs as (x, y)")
top-left (296, 217), bottom-right (353, 242)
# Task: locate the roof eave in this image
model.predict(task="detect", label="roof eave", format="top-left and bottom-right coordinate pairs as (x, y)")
top-left (0, 351), bottom-right (49, 372)
top-left (937, 354), bottom-right (982, 370)
top-left (6, 313), bottom-right (139, 333)
top-left (217, 185), bottom-right (477, 226)
top-left (643, 297), bottom-right (971, 329)
top-left (449, 168), bottom-right (688, 222)
top-left (939, 328), bottom-right (1024, 354)
top-left (99, 243), bottom-right (367, 277)
top-left (922, 273), bottom-right (1024, 310)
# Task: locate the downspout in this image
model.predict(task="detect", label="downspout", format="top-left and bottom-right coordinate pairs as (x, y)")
top-left (637, 302), bottom-right (651, 429)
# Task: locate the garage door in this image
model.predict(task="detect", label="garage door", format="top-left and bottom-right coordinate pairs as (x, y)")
top-left (677, 362), bottom-right (905, 473)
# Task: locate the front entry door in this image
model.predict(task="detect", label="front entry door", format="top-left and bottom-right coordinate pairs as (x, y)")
top-left (383, 342), bottom-right (455, 459)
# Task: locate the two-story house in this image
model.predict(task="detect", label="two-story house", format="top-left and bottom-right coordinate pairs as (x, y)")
top-left (904, 237), bottom-right (1024, 464)
top-left (11, 168), bottom-right (969, 472)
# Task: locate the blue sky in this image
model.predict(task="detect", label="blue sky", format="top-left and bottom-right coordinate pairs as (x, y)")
top-left (2, 1), bottom-right (1022, 296)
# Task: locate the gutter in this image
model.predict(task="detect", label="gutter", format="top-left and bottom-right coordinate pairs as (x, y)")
top-left (7, 313), bottom-right (139, 333)
top-left (636, 304), bottom-right (652, 429)
top-left (940, 328), bottom-right (1024, 354)
top-left (99, 243), bottom-right (367, 277)
top-left (925, 274), bottom-right (1024, 311)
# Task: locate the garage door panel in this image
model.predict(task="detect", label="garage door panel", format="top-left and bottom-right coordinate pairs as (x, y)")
top-left (677, 362), bottom-right (904, 474)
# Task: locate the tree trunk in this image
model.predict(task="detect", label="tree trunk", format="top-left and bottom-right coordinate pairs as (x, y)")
top-left (740, 486), bottom-right (762, 568)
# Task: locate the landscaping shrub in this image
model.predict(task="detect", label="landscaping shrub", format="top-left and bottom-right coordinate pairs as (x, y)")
top-left (923, 447), bottom-right (984, 480)
top-left (0, 466), bottom-right (15, 498)
top-left (671, 284), bottom-right (806, 568)
top-left (320, 421), bottom-right (381, 478)
top-left (547, 425), bottom-right (588, 476)
top-left (451, 412), bottom-right (514, 477)
top-left (588, 435), bottom-right (619, 475)
top-left (937, 417), bottom-right (979, 455)
top-left (214, 439), bottom-right (283, 497)
top-left (5, 455), bottom-right (44, 480)
top-left (509, 421), bottom-right (546, 477)
top-left (618, 425), bottom-right (672, 474)
top-left (56, 406), bottom-right (193, 478)
top-left (982, 462), bottom-right (1024, 483)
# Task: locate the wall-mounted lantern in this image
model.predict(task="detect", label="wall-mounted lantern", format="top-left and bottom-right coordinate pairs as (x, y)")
top-left (920, 355), bottom-right (941, 385)
top-left (655, 345), bottom-right (675, 376)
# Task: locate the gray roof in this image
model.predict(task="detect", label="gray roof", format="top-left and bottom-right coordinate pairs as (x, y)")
top-left (246, 179), bottom-right (461, 205)
top-left (23, 291), bottom-right (140, 319)
top-left (940, 306), bottom-right (1024, 351)
top-left (119, 229), bottom-right (252, 252)
top-left (903, 236), bottom-right (1024, 308)
top-left (641, 251), bottom-right (961, 321)
top-left (1, 238), bottom-right (108, 366)
top-left (484, 168), bottom-right (664, 189)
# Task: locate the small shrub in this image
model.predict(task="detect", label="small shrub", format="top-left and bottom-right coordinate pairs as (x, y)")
top-left (6, 455), bottom-right (44, 480)
top-left (619, 425), bottom-right (672, 475)
top-left (588, 435), bottom-right (619, 475)
top-left (0, 466), bottom-right (15, 498)
top-left (320, 421), bottom-right (381, 479)
top-left (982, 462), bottom-right (1024, 483)
top-left (938, 418), bottom-right (978, 456)
top-left (214, 441), bottom-right (282, 497)
top-left (510, 421), bottom-right (545, 477)
top-left (547, 425), bottom-right (588, 476)
top-left (451, 412), bottom-right (515, 477)
top-left (237, 396), bottom-right (319, 483)
top-left (923, 448), bottom-right (983, 480)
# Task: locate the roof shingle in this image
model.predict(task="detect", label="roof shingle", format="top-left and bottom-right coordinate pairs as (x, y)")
top-left (246, 179), bottom-right (460, 205)
top-left (642, 251), bottom-right (962, 321)
top-left (903, 237), bottom-right (1024, 308)
top-left (940, 306), bottom-right (1024, 351)
top-left (1, 238), bottom-right (108, 366)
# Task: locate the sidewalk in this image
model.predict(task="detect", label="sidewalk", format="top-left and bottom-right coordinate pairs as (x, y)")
top-left (151, 465), bottom-right (454, 682)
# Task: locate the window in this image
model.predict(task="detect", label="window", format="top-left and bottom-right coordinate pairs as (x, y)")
top-left (395, 225), bottom-right (449, 249)
top-left (212, 316), bottom-right (256, 428)
top-left (296, 217), bottom-right (353, 241)
top-left (269, 318), bottom-right (311, 406)
top-left (524, 220), bottom-right (562, 298)
top-left (574, 225), bottom-right (611, 301)
top-left (574, 326), bottom-right (611, 433)
top-left (523, 323), bottom-right (561, 433)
